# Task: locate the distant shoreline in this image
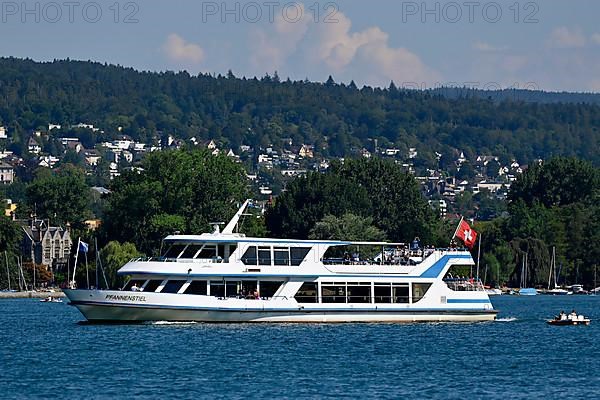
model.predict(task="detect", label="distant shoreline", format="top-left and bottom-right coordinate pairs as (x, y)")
top-left (0, 291), bottom-right (65, 299)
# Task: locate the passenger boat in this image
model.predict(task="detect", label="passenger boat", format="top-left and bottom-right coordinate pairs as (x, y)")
top-left (64, 201), bottom-right (497, 323)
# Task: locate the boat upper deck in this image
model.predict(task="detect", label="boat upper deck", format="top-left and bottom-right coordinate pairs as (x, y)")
top-left (118, 233), bottom-right (475, 281)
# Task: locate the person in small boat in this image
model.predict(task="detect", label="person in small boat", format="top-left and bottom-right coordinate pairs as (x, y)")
top-left (558, 310), bottom-right (566, 320)
top-left (568, 309), bottom-right (577, 320)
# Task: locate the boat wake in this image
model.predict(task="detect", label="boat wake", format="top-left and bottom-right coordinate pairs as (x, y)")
top-left (148, 321), bottom-right (198, 326)
top-left (495, 317), bottom-right (517, 322)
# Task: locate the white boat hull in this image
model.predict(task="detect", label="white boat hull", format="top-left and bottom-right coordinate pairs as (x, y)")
top-left (64, 290), bottom-right (497, 323)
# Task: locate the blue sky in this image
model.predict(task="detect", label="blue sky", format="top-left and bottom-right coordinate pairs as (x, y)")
top-left (1, 0), bottom-right (600, 91)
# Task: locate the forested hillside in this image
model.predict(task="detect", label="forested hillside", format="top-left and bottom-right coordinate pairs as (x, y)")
top-left (0, 57), bottom-right (598, 165)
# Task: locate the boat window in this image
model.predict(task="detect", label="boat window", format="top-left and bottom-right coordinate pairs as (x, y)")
top-left (322, 284), bottom-right (346, 303)
top-left (123, 279), bottom-right (145, 291)
top-left (196, 245), bottom-right (217, 259)
top-left (260, 281), bottom-right (284, 298)
top-left (163, 243), bottom-right (187, 258)
top-left (225, 281), bottom-right (240, 297)
top-left (210, 281), bottom-right (225, 298)
top-left (258, 246), bottom-right (271, 266)
top-left (184, 280), bottom-right (208, 295)
top-left (273, 247), bottom-right (290, 266)
top-left (161, 280), bottom-right (186, 294)
top-left (392, 284), bottom-right (409, 303)
top-left (294, 282), bottom-right (318, 303)
top-left (241, 281), bottom-right (258, 297)
top-left (180, 245), bottom-right (202, 259)
top-left (290, 247), bottom-right (311, 266)
top-left (241, 246), bottom-right (258, 265)
top-left (347, 283), bottom-right (371, 303)
top-left (412, 283), bottom-right (432, 303)
top-left (374, 284), bottom-right (392, 303)
top-left (143, 280), bottom-right (163, 293)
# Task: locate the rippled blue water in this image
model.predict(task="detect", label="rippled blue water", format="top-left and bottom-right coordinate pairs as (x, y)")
top-left (1, 296), bottom-right (599, 399)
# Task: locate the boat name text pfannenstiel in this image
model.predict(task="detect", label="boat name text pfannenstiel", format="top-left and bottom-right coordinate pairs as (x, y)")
top-left (105, 294), bottom-right (147, 302)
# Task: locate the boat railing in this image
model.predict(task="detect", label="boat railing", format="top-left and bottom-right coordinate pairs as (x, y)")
top-left (128, 256), bottom-right (225, 263)
top-left (443, 278), bottom-right (485, 292)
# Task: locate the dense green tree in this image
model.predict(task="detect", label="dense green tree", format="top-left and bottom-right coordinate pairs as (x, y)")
top-left (100, 241), bottom-right (142, 289)
top-left (309, 213), bottom-right (386, 242)
top-left (508, 157), bottom-right (599, 208)
top-left (102, 149), bottom-right (248, 253)
top-left (266, 158), bottom-right (437, 242)
top-left (25, 165), bottom-right (91, 227)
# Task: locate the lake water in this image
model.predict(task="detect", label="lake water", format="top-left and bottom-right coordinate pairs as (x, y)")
top-left (1, 296), bottom-right (599, 399)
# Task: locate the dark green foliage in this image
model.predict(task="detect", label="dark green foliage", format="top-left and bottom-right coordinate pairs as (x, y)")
top-left (0, 58), bottom-right (598, 165)
top-left (508, 157), bottom-right (599, 208)
top-left (0, 215), bottom-right (20, 254)
top-left (100, 241), bottom-right (142, 289)
top-left (25, 165), bottom-right (91, 228)
top-left (102, 149), bottom-right (248, 253)
top-left (481, 157), bottom-right (600, 287)
top-left (266, 158), bottom-right (437, 242)
top-left (309, 214), bottom-right (386, 242)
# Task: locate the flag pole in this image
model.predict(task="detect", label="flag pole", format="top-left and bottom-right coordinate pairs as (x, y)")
top-left (71, 237), bottom-right (80, 289)
top-left (476, 230), bottom-right (482, 282)
top-left (85, 251), bottom-right (89, 290)
top-left (450, 216), bottom-right (464, 246)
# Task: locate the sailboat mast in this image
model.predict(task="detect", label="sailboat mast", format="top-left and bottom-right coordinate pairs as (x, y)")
top-left (4, 251), bottom-right (10, 291)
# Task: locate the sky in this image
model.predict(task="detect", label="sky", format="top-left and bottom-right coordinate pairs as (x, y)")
top-left (1, 0), bottom-right (600, 92)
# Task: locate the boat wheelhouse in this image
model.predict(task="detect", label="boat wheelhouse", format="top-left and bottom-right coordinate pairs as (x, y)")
top-left (64, 201), bottom-right (497, 323)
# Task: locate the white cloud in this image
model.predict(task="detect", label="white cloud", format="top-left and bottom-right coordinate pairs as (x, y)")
top-left (163, 33), bottom-right (205, 64)
top-left (248, 4), bottom-right (439, 86)
top-left (591, 33), bottom-right (600, 45)
top-left (548, 27), bottom-right (586, 48)
top-left (473, 41), bottom-right (508, 52)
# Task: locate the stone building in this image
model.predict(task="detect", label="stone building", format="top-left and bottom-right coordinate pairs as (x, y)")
top-left (0, 162), bottom-right (14, 184)
top-left (22, 219), bottom-right (72, 268)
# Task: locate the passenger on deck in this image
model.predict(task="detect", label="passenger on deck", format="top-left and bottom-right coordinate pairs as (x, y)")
top-left (559, 310), bottom-right (567, 320)
top-left (131, 283), bottom-right (140, 292)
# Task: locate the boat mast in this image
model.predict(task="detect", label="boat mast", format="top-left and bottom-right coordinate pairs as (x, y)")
top-left (222, 199), bottom-right (251, 234)
top-left (4, 251), bottom-right (10, 291)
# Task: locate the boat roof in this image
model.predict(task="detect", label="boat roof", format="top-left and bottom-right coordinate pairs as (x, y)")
top-left (163, 234), bottom-right (407, 247)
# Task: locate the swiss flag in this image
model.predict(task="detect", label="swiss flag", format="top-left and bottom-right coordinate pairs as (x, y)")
top-left (456, 219), bottom-right (478, 249)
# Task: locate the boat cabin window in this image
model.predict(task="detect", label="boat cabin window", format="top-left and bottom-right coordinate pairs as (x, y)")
top-left (163, 243), bottom-right (187, 258)
top-left (143, 280), bottom-right (163, 293)
top-left (241, 245), bottom-right (311, 266)
top-left (210, 281), bottom-right (225, 298)
top-left (258, 247), bottom-right (271, 266)
top-left (291, 247), bottom-right (311, 266)
top-left (161, 280), bottom-right (186, 294)
top-left (184, 280), bottom-right (208, 295)
top-left (260, 281), bottom-right (284, 299)
top-left (374, 283), bottom-right (392, 303)
top-left (321, 283), bottom-right (346, 303)
top-left (273, 247), bottom-right (290, 266)
top-left (241, 246), bottom-right (258, 265)
top-left (412, 283), bottom-right (432, 303)
top-left (180, 245), bottom-right (202, 259)
top-left (347, 283), bottom-right (371, 303)
top-left (123, 279), bottom-right (145, 291)
top-left (392, 284), bottom-right (409, 303)
top-left (294, 282), bottom-right (318, 303)
top-left (196, 245), bottom-right (217, 259)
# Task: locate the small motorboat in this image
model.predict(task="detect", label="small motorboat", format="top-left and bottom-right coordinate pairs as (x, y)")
top-left (40, 296), bottom-right (63, 303)
top-left (547, 312), bottom-right (590, 326)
